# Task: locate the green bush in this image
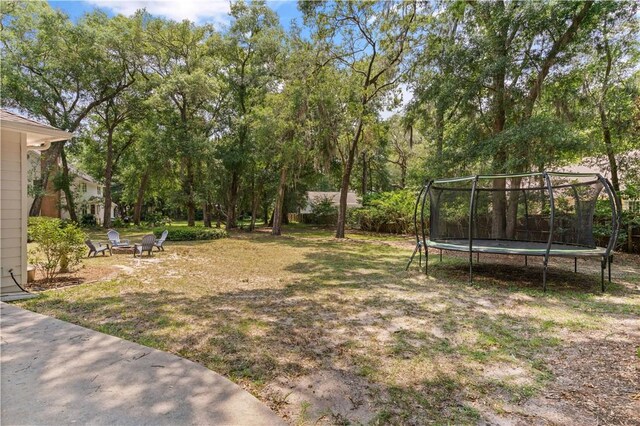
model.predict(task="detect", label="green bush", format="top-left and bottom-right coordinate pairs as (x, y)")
top-left (27, 216), bottom-right (53, 242)
top-left (153, 226), bottom-right (228, 241)
top-left (79, 213), bottom-right (97, 227)
top-left (349, 190), bottom-right (416, 234)
top-left (112, 217), bottom-right (127, 228)
top-left (593, 198), bottom-right (640, 252)
top-left (144, 212), bottom-right (172, 228)
top-left (303, 196), bottom-right (338, 225)
top-left (28, 218), bottom-right (87, 282)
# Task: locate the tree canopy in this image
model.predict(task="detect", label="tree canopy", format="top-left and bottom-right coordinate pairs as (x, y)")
top-left (2, 0), bottom-right (638, 235)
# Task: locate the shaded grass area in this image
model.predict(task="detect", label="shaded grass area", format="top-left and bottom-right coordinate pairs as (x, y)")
top-left (17, 225), bottom-right (640, 425)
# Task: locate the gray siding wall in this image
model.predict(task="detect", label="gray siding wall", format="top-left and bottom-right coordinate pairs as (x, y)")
top-left (1, 129), bottom-right (27, 294)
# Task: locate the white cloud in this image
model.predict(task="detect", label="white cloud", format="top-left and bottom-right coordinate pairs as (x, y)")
top-left (84, 0), bottom-right (231, 24)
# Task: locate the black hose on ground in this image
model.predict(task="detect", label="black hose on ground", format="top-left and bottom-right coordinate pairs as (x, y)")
top-left (8, 268), bottom-right (30, 294)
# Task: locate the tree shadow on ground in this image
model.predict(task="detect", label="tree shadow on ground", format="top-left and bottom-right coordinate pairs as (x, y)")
top-left (18, 232), bottom-right (640, 424)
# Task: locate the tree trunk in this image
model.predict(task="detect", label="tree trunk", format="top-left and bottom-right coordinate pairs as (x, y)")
top-left (599, 33), bottom-right (619, 193)
top-left (103, 131), bottom-right (114, 228)
top-left (600, 105), bottom-right (619, 193)
top-left (59, 147), bottom-right (78, 222)
top-left (185, 158), bottom-right (196, 227)
top-left (203, 202), bottom-right (212, 227)
top-left (272, 166), bottom-right (287, 236)
top-left (226, 171), bottom-right (239, 229)
top-left (491, 179), bottom-right (507, 239)
top-left (489, 2), bottom-right (509, 240)
top-left (435, 106), bottom-right (444, 162)
top-left (133, 172), bottom-right (149, 225)
top-left (336, 121), bottom-right (364, 239)
top-left (30, 141), bottom-right (64, 216)
top-left (361, 152), bottom-right (367, 195)
top-left (490, 148), bottom-right (507, 240)
top-left (248, 176), bottom-right (258, 232)
top-left (250, 197), bottom-right (258, 231)
top-left (215, 204), bottom-right (222, 228)
top-left (506, 177), bottom-right (523, 239)
top-left (187, 203), bottom-right (196, 227)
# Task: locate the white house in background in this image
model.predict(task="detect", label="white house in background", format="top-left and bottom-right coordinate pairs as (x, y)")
top-left (27, 150), bottom-right (116, 224)
top-left (1, 109), bottom-right (72, 301)
top-left (559, 151), bottom-right (640, 212)
top-left (301, 191), bottom-right (362, 214)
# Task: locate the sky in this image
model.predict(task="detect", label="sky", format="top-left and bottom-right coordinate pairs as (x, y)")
top-left (48, 0), bottom-right (303, 29)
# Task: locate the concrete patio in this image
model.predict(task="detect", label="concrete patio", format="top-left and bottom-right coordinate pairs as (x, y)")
top-left (0, 302), bottom-right (284, 425)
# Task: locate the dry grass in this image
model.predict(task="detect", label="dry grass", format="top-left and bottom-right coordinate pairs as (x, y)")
top-left (17, 226), bottom-right (640, 425)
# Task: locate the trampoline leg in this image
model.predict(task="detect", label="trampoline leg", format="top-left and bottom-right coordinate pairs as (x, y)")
top-left (476, 252), bottom-right (479, 263)
top-left (469, 252), bottom-right (473, 284)
top-left (419, 246), bottom-right (422, 268)
top-left (439, 249), bottom-right (443, 262)
top-left (543, 261), bottom-right (548, 292)
top-left (405, 244), bottom-right (419, 271)
top-left (525, 255), bottom-right (528, 266)
top-left (608, 255), bottom-right (612, 283)
top-left (574, 257), bottom-right (577, 273)
top-left (601, 258), bottom-right (606, 292)
top-left (425, 246), bottom-right (429, 276)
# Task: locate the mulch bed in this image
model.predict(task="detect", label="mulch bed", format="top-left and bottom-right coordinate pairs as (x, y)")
top-left (26, 265), bottom-right (119, 291)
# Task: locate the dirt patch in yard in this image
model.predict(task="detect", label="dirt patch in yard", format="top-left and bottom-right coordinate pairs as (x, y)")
top-left (265, 369), bottom-right (381, 425)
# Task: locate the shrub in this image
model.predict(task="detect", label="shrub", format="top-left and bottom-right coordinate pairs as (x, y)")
top-left (152, 226), bottom-right (228, 241)
top-left (594, 198), bottom-right (640, 252)
top-left (144, 212), bottom-right (172, 228)
top-left (304, 196), bottom-right (338, 225)
top-left (112, 217), bottom-right (127, 228)
top-left (27, 216), bottom-right (53, 242)
top-left (79, 213), bottom-right (97, 227)
top-left (28, 218), bottom-right (86, 282)
top-left (349, 190), bottom-right (415, 234)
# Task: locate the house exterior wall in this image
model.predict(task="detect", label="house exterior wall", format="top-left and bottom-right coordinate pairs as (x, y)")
top-left (1, 128), bottom-right (28, 295)
top-left (60, 177), bottom-right (116, 224)
top-left (26, 151), bottom-right (116, 224)
top-left (301, 191), bottom-right (362, 214)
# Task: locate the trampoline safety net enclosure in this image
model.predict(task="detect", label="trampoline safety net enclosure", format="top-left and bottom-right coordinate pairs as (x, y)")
top-left (407, 172), bottom-right (621, 291)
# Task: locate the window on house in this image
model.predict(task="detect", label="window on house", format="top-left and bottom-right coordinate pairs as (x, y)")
top-left (90, 204), bottom-right (96, 215)
top-left (81, 183), bottom-right (87, 193)
top-left (82, 206), bottom-right (88, 216)
top-left (97, 186), bottom-right (102, 196)
top-left (629, 200), bottom-right (640, 213)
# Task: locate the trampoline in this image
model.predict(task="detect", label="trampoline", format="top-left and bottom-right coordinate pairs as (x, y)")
top-left (406, 172), bottom-right (621, 291)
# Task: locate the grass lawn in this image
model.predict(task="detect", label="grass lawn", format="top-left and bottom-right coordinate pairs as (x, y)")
top-left (18, 225), bottom-right (640, 425)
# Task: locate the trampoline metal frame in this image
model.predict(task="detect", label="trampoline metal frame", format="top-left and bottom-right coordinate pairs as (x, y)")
top-left (407, 172), bottom-right (622, 292)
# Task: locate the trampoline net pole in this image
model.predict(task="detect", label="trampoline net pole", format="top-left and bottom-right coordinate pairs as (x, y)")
top-left (469, 177), bottom-right (479, 284)
top-left (598, 175), bottom-right (621, 291)
top-left (543, 172), bottom-right (555, 292)
top-left (407, 184), bottom-right (427, 271)
top-left (421, 182), bottom-right (432, 275)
